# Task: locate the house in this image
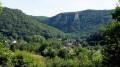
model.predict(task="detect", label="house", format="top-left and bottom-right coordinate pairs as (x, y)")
top-left (4, 40), bottom-right (17, 44)
top-left (62, 41), bottom-right (82, 48)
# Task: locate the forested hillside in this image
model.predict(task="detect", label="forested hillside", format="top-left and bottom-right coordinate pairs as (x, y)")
top-left (0, 0), bottom-right (120, 66)
top-left (32, 16), bottom-right (49, 23)
top-left (87, 5), bottom-right (120, 67)
top-left (33, 10), bottom-right (113, 38)
top-left (0, 7), bottom-right (69, 40)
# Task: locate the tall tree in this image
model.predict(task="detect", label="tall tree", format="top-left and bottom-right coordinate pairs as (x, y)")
top-left (112, 0), bottom-right (120, 22)
top-left (0, 2), bottom-right (2, 13)
top-left (103, 0), bottom-right (120, 66)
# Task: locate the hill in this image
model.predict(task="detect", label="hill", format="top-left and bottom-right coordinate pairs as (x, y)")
top-left (33, 10), bottom-right (113, 38)
top-left (0, 7), bottom-right (67, 40)
top-left (32, 16), bottom-right (49, 23)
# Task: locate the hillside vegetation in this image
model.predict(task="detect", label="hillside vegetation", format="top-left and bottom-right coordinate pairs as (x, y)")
top-left (87, 6), bottom-right (120, 67)
top-left (33, 10), bottom-right (113, 38)
top-left (0, 7), bottom-right (68, 40)
top-left (0, 1), bottom-right (120, 66)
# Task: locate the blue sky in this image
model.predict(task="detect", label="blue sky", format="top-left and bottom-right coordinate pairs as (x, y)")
top-left (1, 0), bottom-right (118, 17)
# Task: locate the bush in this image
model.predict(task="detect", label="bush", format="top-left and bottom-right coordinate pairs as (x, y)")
top-left (0, 44), bottom-right (46, 67)
top-left (46, 57), bottom-right (79, 67)
top-left (12, 51), bottom-right (46, 67)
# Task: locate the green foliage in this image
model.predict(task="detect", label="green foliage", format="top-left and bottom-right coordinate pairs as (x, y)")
top-left (0, 7), bottom-right (67, 41)
top-left (103, 42), bottom-right (120, 67)
top-left (0, 33), bottom-right (103, 67)
top-left (58, 48), bottom-right (71, 59)
top-left (87, 18), bottom-right (120, 46)
top-left (74, 46), bottom-right (103, 67)
top-left (112, 6), bottom-right (120, 21)
top-left (32, 16), bottom-right (49, 23)
top-left (12, 51), bottom-right (45, 67)
top-left (102, 6), bottom-right (120, 66)
top-left (0, 3), bottom-right (113, 67)
top-left (87, 31), bottom-right (106, 46)
top-left (45, 46), bottom-right (103, 67)
top-left (86, 5), bottom-right (120, 67)
top-left (0, 43), bottom-right (46, 67)
top-left (0, 2), bottom-right (2, 14)
top-left (46, 57), bottom-right (79, 67)
top-left (43, 47), bottom-right (57, 58)
top-left (87, 8), bottom-right (120, 66)
top-left (26, 35), bottom-right (46, 43)
top-left (36, 10), bottom-right (113, 38)
top-left (39, 39), bottom-right (62, 57)
top-left (104, 22), bottom-right (120, 44)
top-left (15, 43), bottom-right (41, 52)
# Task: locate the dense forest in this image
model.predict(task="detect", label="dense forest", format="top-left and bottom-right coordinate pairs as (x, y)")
top-left (33, 10), bottom-right (113, 38)
top-left (0, 1), bottom-right (120, 67)
top-left (0, 7), bottom-right (75, 41)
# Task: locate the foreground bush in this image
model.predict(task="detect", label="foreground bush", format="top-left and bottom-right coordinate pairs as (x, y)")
top-left (46, 57), bottom-right (79, 67)
top-left (0, 44), bottom-right (46, 67)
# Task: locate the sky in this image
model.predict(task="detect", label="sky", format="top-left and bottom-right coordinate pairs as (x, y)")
top-left (1, 0), bottom-right (118, 17)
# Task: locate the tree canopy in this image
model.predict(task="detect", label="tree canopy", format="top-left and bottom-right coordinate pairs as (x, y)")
top-left (0, 2), bottom-right (2, 13)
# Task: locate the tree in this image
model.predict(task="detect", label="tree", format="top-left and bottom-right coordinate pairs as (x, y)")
top-left (58, 48), bottom-right (70, 59)
top-left (112, 7), bottom-right (120, 22)
top-left (0, 2), bottom-right (2, 13)
top-left (112, 0), bottom-right (120, 22)
top-left (27, 35), bottom-right (46, 43)
top-left (42, 47), bottom-right (57, 58)
top-left (103, 1), bottom-right (120, 66)
top-left (103, 43), bottom-right (120, 67)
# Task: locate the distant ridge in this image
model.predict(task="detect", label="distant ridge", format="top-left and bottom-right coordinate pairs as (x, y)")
top-left (33, 9), bottom-right (114, 38)
top-left (0, 7), bottom-right (67, 40)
